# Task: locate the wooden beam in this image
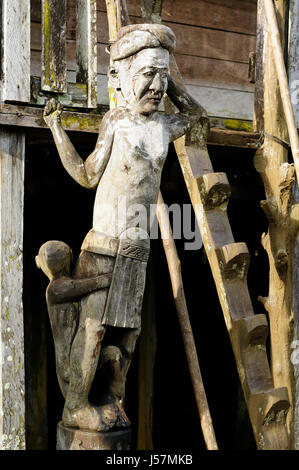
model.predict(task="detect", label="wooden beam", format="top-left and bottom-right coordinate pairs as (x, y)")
top-left (76, 0), bottom-right (98, 108)
top-left (0, 128), bottom-right (26, 449)
top-left (254, 0), bottom-right (265, 131)
top-left (0, 103), bottom-right (260, 148)
top-left (289, 0), bottom-right (299, 129)
top-left (0, 0), bottom-right (30, 103)
top-left (264, 0), bottom-right (299, 179)
top-left (41, 0), bottom-right (67, 93)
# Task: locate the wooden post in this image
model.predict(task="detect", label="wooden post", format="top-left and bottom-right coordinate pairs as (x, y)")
top-left (76, 0), bottom-right (98, 108)
top-left (289, 0), bottom-right (299, 128)
top-left (254, 0), bottom-right (298, 446)
top-left (156, 192), bottom-right (218, 450)
top-left (41, 0), bottom-right (67, 93)
top-left (254, 0), bottom-right (265, 131)
top-left (0, 128), bottom-right (26, 450)
top-left (140, 0), bottom-right (163, 23)
top-left (0, 0), bottom-right (30, 103)
top-left (289, 0), bottom-right (299, 450)
top-left (263, 0), bottom-right (299, 180)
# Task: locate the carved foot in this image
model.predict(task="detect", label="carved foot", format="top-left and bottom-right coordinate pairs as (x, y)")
top-left (114, 401), bottom-right (131, 429)
top-left (62, 403), bottom-right (118, 432)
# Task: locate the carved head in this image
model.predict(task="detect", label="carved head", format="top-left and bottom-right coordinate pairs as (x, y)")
top-left (35, 241), bottom-right (72, 280)
top-left (108, 24), bottom-right (176, 115)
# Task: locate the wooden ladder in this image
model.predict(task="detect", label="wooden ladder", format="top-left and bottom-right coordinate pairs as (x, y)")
top-left (105, 0), bottom-right (291, 450)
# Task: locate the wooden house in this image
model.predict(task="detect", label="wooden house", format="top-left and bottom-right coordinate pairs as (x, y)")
top-left (0, 0), bottom-right (299, 450)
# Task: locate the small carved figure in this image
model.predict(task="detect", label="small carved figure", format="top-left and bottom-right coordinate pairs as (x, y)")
top-left (36, 241), bottom-right (112, 398)
top-left (41, 24), bottom-right (208, 432)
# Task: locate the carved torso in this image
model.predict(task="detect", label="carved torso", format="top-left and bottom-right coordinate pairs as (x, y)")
top-left (93, 108), bottom-right (170, 237)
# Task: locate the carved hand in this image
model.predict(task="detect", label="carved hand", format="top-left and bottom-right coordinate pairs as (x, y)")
top-left (44, 98), bottom-right (63, 128)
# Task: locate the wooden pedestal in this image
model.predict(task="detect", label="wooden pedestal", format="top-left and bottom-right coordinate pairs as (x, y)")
top-left (56, 422), bottom-right (131, 450)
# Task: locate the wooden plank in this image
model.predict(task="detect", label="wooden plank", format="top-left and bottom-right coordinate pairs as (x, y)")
top-left (0, 104), bottom-right (104, 133)
top-left (33, 12), bottom-right (256, 65)
top-left (31, 27), bottom-right (254, 91)
top-left (41, 0), bottom-right (67, 93)
top-left (1, 0), bottom-right (30, 103)
top-left (289, 0), bottom-right (299, 128)
top-left (0, 129), bottom-right (26, 449)
top-left (98, 0), bottom-right (257, 35)
top-left (254, 0), bottom-right (265, 131)
top-left (76, 0), bottom-right (98, 108)
top-left (0, 104), bottom-right (260, 147)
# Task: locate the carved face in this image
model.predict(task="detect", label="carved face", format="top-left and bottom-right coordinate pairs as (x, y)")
top-left (116, 47), bottom-right (169, 115)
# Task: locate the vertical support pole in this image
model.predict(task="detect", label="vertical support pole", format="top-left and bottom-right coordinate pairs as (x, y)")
top-left (289, 0), bottom-right (299, 128)
top-left (140, 0), bottom-right (163, 23)
top-left (0, 128), bottom-right (25, 450)
top-left (76, 0), bottom-right (98, 108)
top-left (0, 0), bottom-right (30, 103)
top-left (41, 0), bottom-right (67, 93)
top-left (254, 0), bottom-right (266, 131)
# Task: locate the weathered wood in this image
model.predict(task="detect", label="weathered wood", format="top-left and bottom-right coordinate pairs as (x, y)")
top-left (31, 24), bottom-right (254, 91)
top-left (254, 0), bottom-right (265, 131)
top-left (57, 422), bottom-right (131, 450)
top-left (140, 0), bottom-right (162, 23)
top-left (156, 192), bottom-right (218, 450)
top-left (76, 0), bottom-right (98, 108)
top-left (168, 52), bottom-right (291, 448)
top-left (288, 0), bottom-right (299, 129)
top-left (254, 0), bottom-right (296, 446)
top-left (264, 0), bottom-right (299, 179)
top-left (0, 103), bottom-right (260, 148)
top-left (0, 104), bottom-right (104, 133)
top-left (0, 0), bottom-right (30, 103)
top-left (41, 0), bottom-right (67, 93)
top-left (98, 0), bottom-right (257, 35)
top-left (31, 76), bottom-right (88, 108)
top-left (0, 129), bottom-right (26, 449)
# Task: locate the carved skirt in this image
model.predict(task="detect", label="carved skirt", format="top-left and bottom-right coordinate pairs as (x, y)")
top-left (77, 228), bottom-right (150, 329)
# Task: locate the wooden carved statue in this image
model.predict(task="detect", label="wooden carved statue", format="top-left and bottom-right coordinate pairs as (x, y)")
top-left (37, 24), bottom-right (208, 435)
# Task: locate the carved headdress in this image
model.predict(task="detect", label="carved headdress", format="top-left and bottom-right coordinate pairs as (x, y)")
top-left (109, 23), bottom-right (176, 62)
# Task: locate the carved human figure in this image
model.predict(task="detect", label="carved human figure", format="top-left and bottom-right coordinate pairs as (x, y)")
top-left (42, 24), bottom-right (208, 432)
top-left (36, 241), bottom-right (112, 398)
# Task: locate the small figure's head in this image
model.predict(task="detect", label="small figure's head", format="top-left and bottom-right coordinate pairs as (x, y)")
top-left (108, 24), bottom-right (176, 115)
top-left (35, 241), bottom-right (72, 281)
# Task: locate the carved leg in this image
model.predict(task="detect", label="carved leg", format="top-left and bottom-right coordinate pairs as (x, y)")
top-left (62, 251), bottom-right (116, 431)
top-left (100, 327), bottom-right (141, 428)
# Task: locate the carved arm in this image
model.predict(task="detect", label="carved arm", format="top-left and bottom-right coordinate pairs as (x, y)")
top-left (47, 273), bottom-right (112, 305)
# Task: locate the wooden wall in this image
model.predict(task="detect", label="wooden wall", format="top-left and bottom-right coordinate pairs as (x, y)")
top-left (30, 0), bottom-right (257, 121)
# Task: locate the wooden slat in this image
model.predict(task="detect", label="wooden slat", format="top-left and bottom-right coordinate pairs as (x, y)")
top-left (0, 103), bottom-right (259, 147)
top-left (76, 0), bottom-right (98, 108)
top-left (31, 26), bottom-right (254, 91)
top-left (0, 129), bottom-right (26, 449)
top-left (98, 0), bottom-right (257, 35)
top-left (1, 0), bottom-right (30, 103)
top-left (33, 12), bottom-right (256, 65)
top-left (41, 0), bottom-right (67, 93)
